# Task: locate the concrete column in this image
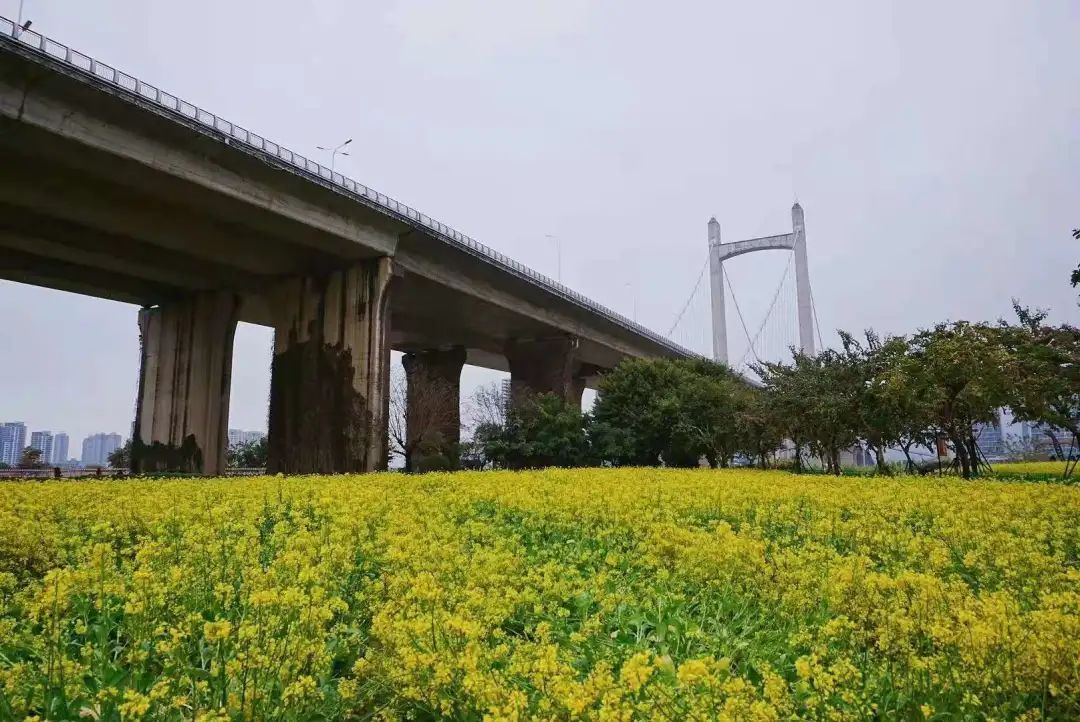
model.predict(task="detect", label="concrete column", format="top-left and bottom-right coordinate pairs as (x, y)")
top-left (402, 346), bottom-right (466, 461)
top-left (267, 257), bottom-right (392, 474)
top-left (132, 290), bottom-right (239, 475)
top-left (707, 217), bottom-right (727, 364)
top-left (505, 335), bottom-right (582, 404)
top-left (792, 203), bottom-right (815, 356)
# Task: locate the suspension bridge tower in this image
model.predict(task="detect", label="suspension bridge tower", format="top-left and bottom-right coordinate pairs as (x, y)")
top-left (708, 203), bottom-right (815, 364)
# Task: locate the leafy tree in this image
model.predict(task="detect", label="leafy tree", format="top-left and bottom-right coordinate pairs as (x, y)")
top-left (590, 358), bottom-right (749, 468)
top-left (755, 349), bottom-right (860, 475)
top-left (227, 437), bottom-right (268, 468)
top-left (676, 359), bottom-right (749, 468)
top-left (17, 446), bottom-right (43, 469)
top-left (476, 393), bottom-right (591, 469)
top-left (108, 440), bottom-right (132, 469)
top-left (1004, 304), bottom-right (1080, 477)
top-left (902, 322), bottom-right (1015, 478)
top-left (590, 358), bottom-right (688, 466)
top-left (736, 387), bottom-right (785, 469)
top-left (838, 331), bottom-right (930, 475)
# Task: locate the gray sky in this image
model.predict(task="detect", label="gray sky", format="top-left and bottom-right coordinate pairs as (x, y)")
top-left (2, 0), bottom-right (1078, 450)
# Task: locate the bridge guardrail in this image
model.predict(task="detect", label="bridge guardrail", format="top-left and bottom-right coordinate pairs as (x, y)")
top-left (0, 17), bottom-right (695, 359)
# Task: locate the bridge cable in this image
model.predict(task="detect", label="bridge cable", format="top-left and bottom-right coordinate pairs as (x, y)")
top-left (807, 277), bottom-right (825, 351)
top-left (666, 254), bottom-right (710, 336)
top-left (734, 250), bottom-right (795, 369)
top-left (721, 263), bottom-right (760, 364)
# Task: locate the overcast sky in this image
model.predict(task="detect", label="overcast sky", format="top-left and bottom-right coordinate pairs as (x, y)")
top-left (1, 0), bottom-right (1077, 450)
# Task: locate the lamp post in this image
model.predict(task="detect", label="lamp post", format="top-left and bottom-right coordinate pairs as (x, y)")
top-left (316, 138), bottom-right (352, 173)
top-left (545, 234), bottom-right (561, 283)
top-left (624, 281), bottom-right (638, 323)
top-left (15, 0), bottom-right (30, 37)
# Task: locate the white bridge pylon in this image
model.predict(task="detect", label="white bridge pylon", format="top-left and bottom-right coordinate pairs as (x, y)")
top-left (708, 203), bottom-right (814, 364)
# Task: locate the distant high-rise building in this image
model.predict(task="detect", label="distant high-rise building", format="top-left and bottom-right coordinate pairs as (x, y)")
top-left (82, 433), bottom-right (122, 467)
top-left (52, 433), bottom-right (70, 465)
top-left (0, 422), bottom-right (27, 467)
top-left (500, 378), bottom-right (513, 418)
top-left (29, 431), bottom-right (54, 466)
top-left (227, 429), bottom-right (266, 448)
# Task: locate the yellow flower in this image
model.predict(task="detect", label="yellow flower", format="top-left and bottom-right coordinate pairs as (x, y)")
top-left (202, 620), bottom-right (232, 643)
top-left (117, 690), bottom-right (151, 719)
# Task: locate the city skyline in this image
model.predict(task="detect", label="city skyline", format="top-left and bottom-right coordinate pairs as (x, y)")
top-left (0, 422), bottom-right (275, 466)
top-left (0, 423), bottom-right (124, 466)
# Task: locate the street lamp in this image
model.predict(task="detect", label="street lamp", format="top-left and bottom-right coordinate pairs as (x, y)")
top-left (624, 281), bottom-right (638, 323)
top-left (545, 234), bottom-right (561, 283)
top-left (15, 0), bottom-right (30, 37)
top-left (316, 138), bottom-right (352, 172)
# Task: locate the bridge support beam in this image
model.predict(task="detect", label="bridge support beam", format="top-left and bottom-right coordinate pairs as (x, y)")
top-left (402, 345), bottom-right (466, 468)
top-left (132, 290), bottom-right (239, 475)
top-left (267, 258), bottom-right (392, 474)
top-left (505, 336), bottom-right (586, 406)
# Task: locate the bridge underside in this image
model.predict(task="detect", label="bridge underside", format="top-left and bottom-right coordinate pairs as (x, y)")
top-left (0, 37), bottom-right (689, 475)
top-left (0, 120), bottom-right (642, 374)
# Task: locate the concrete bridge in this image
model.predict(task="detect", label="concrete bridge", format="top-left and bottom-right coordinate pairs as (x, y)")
top-left (0, 20), bottom-right (693, 474)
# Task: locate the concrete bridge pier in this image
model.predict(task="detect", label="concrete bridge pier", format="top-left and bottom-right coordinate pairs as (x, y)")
top-left (267, 258), bottom-right (393, 474)
top-left (402, 345), bottom-right (467, 461)
top-left (505, 336), bottom-right (590, 406)
top-left (132, 290), bottom-right (240, 475)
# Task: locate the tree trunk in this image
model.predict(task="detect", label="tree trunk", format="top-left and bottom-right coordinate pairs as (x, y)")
top-left (900, 443), bottom-right (915, 474)
top-left (965, 433), bottom-right (981, 478)
top-left (874, 444), bottom-right (889, 475)
top-left (951, 433), bottom-right (971, 479)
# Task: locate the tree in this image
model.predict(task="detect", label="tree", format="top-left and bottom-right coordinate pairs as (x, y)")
top-left (467, 381), bottom-right (509, 432)
top-left (902, 322), bottom-right (1015, 478)
top-left (388, 367), bottom-right (459, 473)
top-left (1004, 303), bottom-right (1080, 478)
top-left (227, 437), bottom-right (267, 468)
top-left (736, 386), bottom-right (785, 469)
top-left (671, 359), bottom-right (748, 468)
top-left (108, 440), bottom-right (132, 469)
top-left (590, 358), bottom-right (685, 466)
top-left (476, 393), bottom-right (591, 469)
top-left (590, 358), bottom-right (747, 468)
top-left (17, 446), bottom-right (43, 469)
top-left (838, 331), bottom-right (929, 475)
top-left (754, 349), bottom-right (861, 475)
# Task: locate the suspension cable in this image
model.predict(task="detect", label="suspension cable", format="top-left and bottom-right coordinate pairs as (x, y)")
top-left (807, 277), bottom-right (825, 351)
top-left (722, 263), bottom-right (759, 364)
top-left (667, 254), bottom-right (710, 336)
top-left (735, 250), bottom-right (795, 368)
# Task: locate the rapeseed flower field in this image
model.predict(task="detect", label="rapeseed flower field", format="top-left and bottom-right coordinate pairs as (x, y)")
top-left (992, 461), bottom-right (1071, 477)
top-left (2, 469), bottom-right (1079, 721)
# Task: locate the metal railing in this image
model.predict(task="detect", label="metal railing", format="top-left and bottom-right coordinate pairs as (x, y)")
top-left (0, 17), bottom-right (695, 359)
